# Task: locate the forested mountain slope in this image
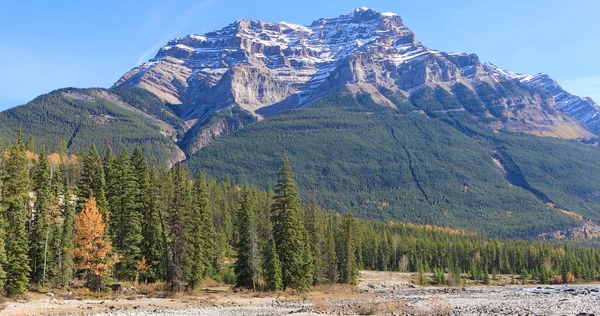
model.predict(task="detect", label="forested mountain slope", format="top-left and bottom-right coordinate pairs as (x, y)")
top-left (0, 87), bottom-right (185, 167)
top-left (185, 88), bottom-right (600, 238)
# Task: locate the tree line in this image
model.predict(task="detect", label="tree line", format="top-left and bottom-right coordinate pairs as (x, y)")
top-left (0, 133), bottom-right (599, 296)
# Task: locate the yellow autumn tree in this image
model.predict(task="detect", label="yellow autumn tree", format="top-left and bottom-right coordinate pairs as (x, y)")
top-left (74, 197), bottom-right (113, 291)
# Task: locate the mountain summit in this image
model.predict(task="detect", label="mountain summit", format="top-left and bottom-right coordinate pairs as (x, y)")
top-left (114, 8), bottom-right (600, 155)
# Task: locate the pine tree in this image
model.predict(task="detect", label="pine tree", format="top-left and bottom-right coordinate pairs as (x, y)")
top-left (262, 236), bottom-right (283, 291)
top-left (235, 187), bottom-right (259, 289)
top-left (74, 197), bottom-right (113, 291)
top-left (306, 196), bottom-right (328, 285)
top-left (186, 174), bottom-right (207, 289)
top-left (324, 219), bottom-right (338, 284)
top-left (197, 172), bottom-right (217, 277)
top-left (113, 148), bottom-right (142, 281)
top-left (29, 148), bottom-right (52, 285)
top-left (78, 145), bottom-right (108, 219)
top-left (165, 164), bottom-right (191, 292)
top-left (103, 147), bottom-right (118, 241)
top-left (59, 186), bottom-right (75, 286)
top-left (2, 133), bottom-right (31, 295)
top-left (140, 160), bottom-right (165, 282)
top-left (337, 213), bottom-right (359, 284)
top-left (271, 158), bottom-right (313, 292)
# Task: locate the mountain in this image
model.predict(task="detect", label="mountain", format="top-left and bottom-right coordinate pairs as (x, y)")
top-left (2, 8), bottom-right (600, 237)
top-left (114, 7), bottom-right (598, 156)
top-left (0, 87), bottom-right (186, 167)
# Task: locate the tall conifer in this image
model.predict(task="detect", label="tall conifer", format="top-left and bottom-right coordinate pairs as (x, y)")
top-left (29, 148), bottom-right (52, 284)
top-left (271, 158), bottom-right (313, 292)
top-left (2, 133), bottom-right (31, 295)
top-left (235, 187), bottom-right (258, 289)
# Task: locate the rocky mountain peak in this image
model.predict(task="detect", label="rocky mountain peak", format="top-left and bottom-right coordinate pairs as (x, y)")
top-left (114, 8), bottom-right (600, 140)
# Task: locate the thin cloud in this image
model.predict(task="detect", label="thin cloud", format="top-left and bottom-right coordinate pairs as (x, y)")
top-left (135, 0), bottom-right (220, 66)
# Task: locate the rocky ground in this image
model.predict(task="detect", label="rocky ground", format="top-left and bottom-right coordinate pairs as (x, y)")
top-left (2, 271), bottom-right (599, 315)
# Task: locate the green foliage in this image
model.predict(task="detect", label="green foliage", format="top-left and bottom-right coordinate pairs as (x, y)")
top-left (2, 133), bottom-right (31, 295)
top-left (271, 158), bottom-right (313, 292)
top-left (336, 213), bottom-right (359, 285)
top-left (111, 148), bottom-right (143, 281)
top-left (29, 149), bottom-right (52, 284)
top-left (141, 160), bottom-right (166, 283)
top-left (261, 237), bottom-right (283, 291)
top-left (234, 187), bottom-right (259, 289)
top-left (0, 88), bottom-right (179, 167)
top-left (165, 164), bottom-right (191, 292)
top-left (1, 142), bottom-right (600, 294)
top-left (453, 83), bottom-right (487, 117)
top-left (78, 145), bottom-right (108, 218)
top-left (185, 90), bottom-right (587, 238)
top-left (59, 185), bottom-right (75, 285)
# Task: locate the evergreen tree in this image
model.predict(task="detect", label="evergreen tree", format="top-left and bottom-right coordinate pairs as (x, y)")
top-left (78, 145), bottom-right (108, 219)
top-left (103, 147), bottom-right (118, 241)
top-left (337, 213), bottom-right (359, 284)
top-left (59, 186), bottom-right (75, 286)
top-left (306, 196), bottom-right (328, 285)
top-left (113, 148), bottom-right (142, 281)
top-left (193, 172), bottom-right (217, 279)
top-left (185, 174), bottom-right (207, 289)
top-left (271, 158), bottom-right (313, 292)
top-left (165, 164), bottom-right (191, 292)
top-left (140, 159), bottom-right (165, 282)
top-left (29, 148), bottom-right (52, 284)
top-left (261, 236), bottom-right (283, 291)
top-left (324, 219), bottom-right (338, 284)
top-left (235, 187), bottom-right (259, 289)
top-left (2, 133), bottom-right (31, 295)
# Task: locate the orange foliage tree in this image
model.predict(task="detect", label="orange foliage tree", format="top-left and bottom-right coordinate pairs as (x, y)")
top-left (74, 197), bottom-right (113, 291)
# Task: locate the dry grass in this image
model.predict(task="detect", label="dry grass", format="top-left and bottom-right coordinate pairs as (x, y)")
top-left (201, 278), bottom-right (223, 288)
top-left (310, 284), bottom-right (364, 299)
top-left (311, 298), bottom-right (334, 313)
top-left (430, 295), bottom-right (452, 315)
top-left (377, 300), bottom-right (412, 314)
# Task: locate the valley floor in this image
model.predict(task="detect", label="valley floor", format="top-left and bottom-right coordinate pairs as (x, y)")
top-left (3, 271), bottom-right (599, 315)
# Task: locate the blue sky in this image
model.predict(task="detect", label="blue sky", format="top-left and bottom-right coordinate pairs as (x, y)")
top-left (1, 0), bottom-right (599, 110)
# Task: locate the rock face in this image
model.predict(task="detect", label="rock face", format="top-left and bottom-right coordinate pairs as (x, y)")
top-left (114, 7), bottom-right (599, 154)
top-left (484, 62), bottom-right (600, 133)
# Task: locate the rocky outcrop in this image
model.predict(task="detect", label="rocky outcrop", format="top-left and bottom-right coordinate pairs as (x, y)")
top-left (114, 7), bottom-right (599, 147)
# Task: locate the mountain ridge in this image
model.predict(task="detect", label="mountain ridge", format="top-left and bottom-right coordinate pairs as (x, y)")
top-left (113, 7), bottom-right (600, 157)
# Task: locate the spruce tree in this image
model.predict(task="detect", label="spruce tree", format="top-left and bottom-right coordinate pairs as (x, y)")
top-left (78, 145), bottom-right (108, 219)
top-left (262, 236), bottom-right (283, 291)
top-left (271, 158), bottom-right (313, 292)
top-left (196, 172), bottom-right (217, 276)
top-left (186, 173), bottom-right (207, 289)
top-left (29, 148), bottom-right (52, 285)
top-left (103, 147), bottom-right (118, 241)
top-left (140, 159), bottom-right (165, 282)
top-left (235, 187), bottom-right (258, 289)
top-left (59, 186), bottom-right (75, 286)
top-left (337, 213), bottom-right (359, 284)
top-left (2, 133), bottom-right (31, 295)
top-left (165, 164), bottom-right (191, 292)
top-left (306, 196), bottom-right (328, 285)
top-left (324, 219), bottom-right (338, 284)
top-left (113, 148), bottom-right (142, 281)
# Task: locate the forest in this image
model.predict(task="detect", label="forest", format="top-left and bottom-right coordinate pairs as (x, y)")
top-left (0, 132), bottom-right (599, 296)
